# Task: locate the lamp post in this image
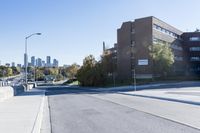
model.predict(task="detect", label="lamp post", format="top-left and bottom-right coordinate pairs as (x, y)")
top-left (133, 69), bottom-right (136, 91)
top-left (25, 33), bottom-right (41, 90)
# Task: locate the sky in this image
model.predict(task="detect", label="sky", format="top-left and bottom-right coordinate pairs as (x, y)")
top-left (0, 0), bottom-right (200, 66)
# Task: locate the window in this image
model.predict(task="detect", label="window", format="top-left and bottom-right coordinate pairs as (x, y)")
top-left (153, 24), bottom-right (179, 39)
top-left (131, 29), bottom-right (135, 34)
top-left (190, 37), bottom-right (200, 41)
top-left (174, 56), bottom-right (183, 61)
top-left (153, 37), bottom-right (169, 45)
top-left (190, 57), bottom-right (200, 61)
top-left (131, 40), bottom-right (135, 47)
top-left (171, 44), bottom-right (183, 51)
top-left (190, 47), bottom-right (200, 51)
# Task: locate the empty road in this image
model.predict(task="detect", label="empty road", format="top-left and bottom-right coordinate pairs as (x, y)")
top-left (44, 86), bottom-right (200, 133)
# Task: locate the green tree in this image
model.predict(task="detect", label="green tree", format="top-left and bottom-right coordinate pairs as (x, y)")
top-left (35, 68), bottom-right (45, 81)
top-left (49, 68), bottom-right (59, 75)
top-left (44, 68), bottom-right (59, 76)
top-left (66, 63), bottom-right (80, 79)
top-left (101, 54), bottom-right (113, 74)
top-left (77, 55), bottom-right (106, 86)
top-left (11, 66), bottom-right (20, 75)
top-left (56, 74), bottom-right (64, 81)
top-left (6, 68), bottom-right (13, 77)
top-left (149, 43), bottom-right (174, 77)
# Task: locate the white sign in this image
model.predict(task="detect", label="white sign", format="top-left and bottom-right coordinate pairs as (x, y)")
top-left (138, 59), bottom-right (148, 65)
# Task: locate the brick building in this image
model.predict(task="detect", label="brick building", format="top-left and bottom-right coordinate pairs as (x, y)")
top-left (107, 16), bottom-right (200, 82)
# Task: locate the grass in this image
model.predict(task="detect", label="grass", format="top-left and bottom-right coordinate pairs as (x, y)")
top-left (68, 80), bottom-right (79, 85)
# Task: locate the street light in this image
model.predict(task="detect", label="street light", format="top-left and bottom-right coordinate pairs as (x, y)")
top-left (25, 33), bottom-right (41, 90)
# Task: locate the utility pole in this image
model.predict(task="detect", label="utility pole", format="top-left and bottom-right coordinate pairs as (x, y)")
top-left (133, 69), bottom-right (136, 91)
top-left (25, 33), bottom-right (41, 90)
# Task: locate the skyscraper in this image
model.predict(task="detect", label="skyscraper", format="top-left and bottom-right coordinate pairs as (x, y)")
top-left (17, 64), bottom-right (22, 68)
top-left (31, 56), bottom-right (35, 66)
top-left (53, 59), bottom-right (59, 67)
top-left (36, 58), bottom-right (42, 67)
top-left (11, 62), bottom-right (15, 67)
top-left (42, 60), bottom-right (45, 67)
top-left (46, 56), bottom-right (51, 67)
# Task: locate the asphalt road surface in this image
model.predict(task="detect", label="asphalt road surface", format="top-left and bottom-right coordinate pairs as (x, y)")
top-left (45, 86), bottom-right (200, 133)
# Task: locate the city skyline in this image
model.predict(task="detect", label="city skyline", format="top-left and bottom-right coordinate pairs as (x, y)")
top-left (27, 55), bottom-right (59, 67)
top-left (1, 55), bottom-right (59, 67)
top-left (0, 0), bottom-right (200, 65)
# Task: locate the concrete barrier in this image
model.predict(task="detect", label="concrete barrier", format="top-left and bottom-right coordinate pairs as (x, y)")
top-left (0, 86), bottom-right (14, 102)
top-left (0, 85), bottom-right (25, 102)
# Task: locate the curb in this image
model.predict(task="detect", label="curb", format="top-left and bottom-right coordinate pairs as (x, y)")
top-left (40, 96), bottom-right (51, 133)
top-left (31, 90), bottom-right (46, 133)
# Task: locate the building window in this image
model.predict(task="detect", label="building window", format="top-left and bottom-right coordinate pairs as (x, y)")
top-left (153, 24), bottom-right (179, 39)
top-left (171, 44), bottom-right (183, 51)
top-left (189, 37), bottom-right (200, 41)
top-left (174, 56), bottom-right (183, 61)
top-left (153, 37), bottom-right (169, 45)
top-left (131, 40), bottom-right (135, 47)
top-left (131, 28), bottom-right (135, 34)
top-left (190, 47), bottom-right (200, 51)
top-left (190, 57), bottom-right (200, 61)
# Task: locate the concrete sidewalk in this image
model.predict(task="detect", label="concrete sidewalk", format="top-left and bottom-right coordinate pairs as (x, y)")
top-left (121, 86), bottom-right (200, 106)
top-left (91, 81), bottom-right (200, 106)
top-left (94, 81), bottom-right (200, 92)
top-left (0, 89), bottom-right (45, 133)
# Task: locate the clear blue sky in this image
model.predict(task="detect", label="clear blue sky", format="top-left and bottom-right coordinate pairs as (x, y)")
top-left (0, 0), bottom-right (200, 66)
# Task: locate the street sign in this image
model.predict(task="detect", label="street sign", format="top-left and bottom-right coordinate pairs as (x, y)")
top-left (138, 59), bottom-right (148, 65)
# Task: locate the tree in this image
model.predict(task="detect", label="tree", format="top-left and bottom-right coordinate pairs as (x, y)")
top-left (6, 68), bottom-right (13, 77)
top-left (66, 63), bottom-right (80, 79)
top-left (44, 68), bottom-right (58, 76)
top-left (35, 68), bottom-right (45, 81)
top-left (11, 66), bottom-right (20, 75)
top-left (0, 66), bottom-right (7, 77)
top-left (149, 43), bottom-right (174, 77)
top-left (77, 55), bottom-right (106, 86)
top-left (101, 54), bottom-right (113, 74)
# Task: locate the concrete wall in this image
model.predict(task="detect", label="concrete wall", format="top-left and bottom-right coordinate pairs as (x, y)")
top-left (0, 86), bottom-right (14, 102)
top-left (0, 85), bottom-right (26, 102)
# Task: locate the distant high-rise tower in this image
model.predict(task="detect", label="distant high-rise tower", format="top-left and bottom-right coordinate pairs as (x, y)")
top-left (17, 64), bottom-right (22, 68)
top-left (53, 59), bottom-right (59, 67)
top-left (11, 62), bottom-right (15, 67)
top-left (31, 56), bottom-right (35, 66)
top-left (46, 56), bottom-right (51, 67)
top-left (42, 60), bottom-right (45, 67)
top-left (36, 58), bottom-right (42, 67)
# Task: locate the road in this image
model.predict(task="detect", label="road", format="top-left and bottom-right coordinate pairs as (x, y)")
top-left (43, 86), bottom-right (200, 133)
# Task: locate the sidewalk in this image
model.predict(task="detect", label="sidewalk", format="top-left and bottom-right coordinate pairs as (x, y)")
top-left (92, 83), bottom-right (200, 130)
top-left (92, 81), bottom-right (200, 105)
top-left (0, 89), bottom-right (45, 133)
top-left (121, 86), bottom-right (200, 106)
